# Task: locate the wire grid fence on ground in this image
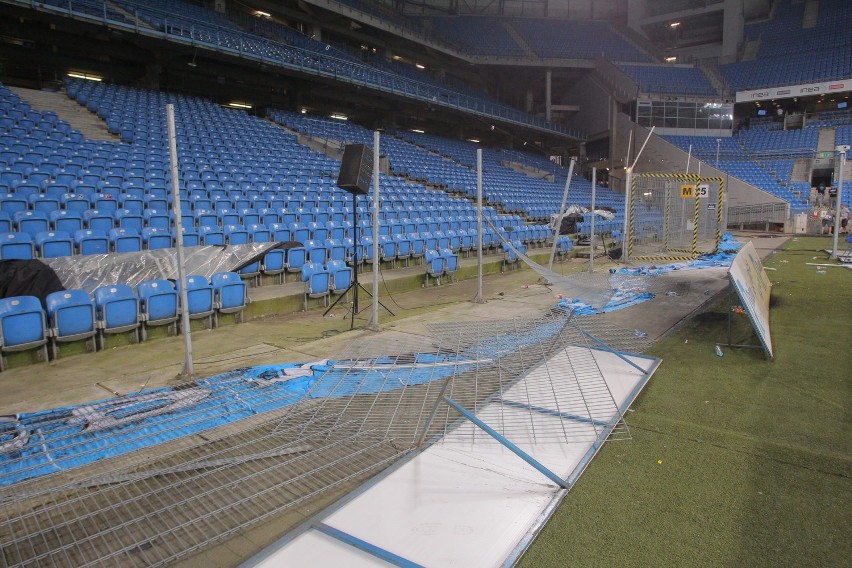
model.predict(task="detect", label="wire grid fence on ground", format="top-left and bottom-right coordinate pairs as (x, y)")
top-left (0, 310), bottom-right (631, 568)
top-left (628, 174), bottom-right (724, 261)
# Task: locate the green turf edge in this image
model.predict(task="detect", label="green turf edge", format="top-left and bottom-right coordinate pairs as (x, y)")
top-left (517, 237), bottom-right (852, 568)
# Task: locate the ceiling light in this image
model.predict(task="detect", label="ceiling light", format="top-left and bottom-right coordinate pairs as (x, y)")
top-left (670, 22), bottom-right (681, 28)
top-left (410, 129), bottom-right (424, 134)
top-left (467, 138), bottom-right (479, 143)
top-left (253, 10), bottom-right (271, 18)
top-left (415, 63), bottom-right (425, 69)
top-left (665, 56), bottom-right (677, 62)
top-left (330, 113), bottom-right (348, 121)
top-left (227, 102), bottom-right (252, 109)
top-left (67, 72), bottom-right (101, 82)
top-left (300, 108), bottom-right (307, 114)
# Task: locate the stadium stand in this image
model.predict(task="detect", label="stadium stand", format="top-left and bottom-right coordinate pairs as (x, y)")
top-left (618, 64), bottom-right (718, 97)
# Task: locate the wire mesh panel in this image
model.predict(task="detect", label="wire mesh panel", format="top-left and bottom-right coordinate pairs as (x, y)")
top-left (0, 310), bottom-right (635, 567)
top-left (628, 174), bottom-right (724, 261)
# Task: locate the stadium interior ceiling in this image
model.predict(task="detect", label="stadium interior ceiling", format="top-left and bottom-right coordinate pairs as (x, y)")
top-left (0, 0), bottom-right (776, 159)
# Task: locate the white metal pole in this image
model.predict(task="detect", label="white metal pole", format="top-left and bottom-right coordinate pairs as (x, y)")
top-left (622, 126), bottom-right (655, 262)
top-left (548, 157), bottom-right (576, 271)
top-left (831, 148), bottom-right (846, 260)
top-left (475, 148), bottom-right (484, 302)
top-left (685, 144), bottom-right (692, 174)
top-left (370, 131), bottom-right (380, 329)
top-left (716, 138), bottom-right (721, 169)
top-left (589, 167), bottom-right (596, 273)
top-left (167, 104), bottom-right (193, 378)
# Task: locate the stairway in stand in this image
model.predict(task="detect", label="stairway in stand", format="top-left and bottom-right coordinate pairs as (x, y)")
top-left (10, 87), bottom-right (118, 142)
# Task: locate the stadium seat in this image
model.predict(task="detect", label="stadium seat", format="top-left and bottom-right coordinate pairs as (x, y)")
top-left (212, 271), bottom-right (248, 324)
top-left (93, 284), bottom-right (141, 349)
top-left (301, 261), bottom-right (330, 310)
top-left (141, 227), bottom-right (173, 250)
top-left (440, 248), bottom-right (458, 283)
top-left (326, 259), bottom-right (352, 300)
top-left (109, 228), bottom-right (142, 253)
top-left (0, 232), bottom-right (34, 260)
top-left (45, 289), bottom-right (97, 358)
top-left (261, 247), bottom-right (286, 284)
top-left (137, 279), bottom-right (179, 340)
top-left (0, 295), bottom-right (49, 371)
top-left (177, 275), bottom-right (215, 329)
top-left (35, 230), bottom-right (73, 258)
top-left (14, 210), bottom-right (49, 238)
top-left (424, 249), bottom-right (445, 286)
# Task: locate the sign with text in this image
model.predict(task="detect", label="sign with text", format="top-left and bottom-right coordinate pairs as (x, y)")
top-left (736, 78), bottom-right (851, 102)
top-left (728, 241), bottom-right (773, 359)
top-left (680, 184), bottom-right (695, 198)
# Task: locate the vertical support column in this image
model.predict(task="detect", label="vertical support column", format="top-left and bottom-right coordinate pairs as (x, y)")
top-left (548, 157), bottom-right (575, 271)
top-left (663, 184), bottom-right (671, 253)
top-left (692, 181), bottom-right (701, 258)
top-left (830, 149), bottom-right (846, 260)
top-left (545, 69), bottom-right (552, 123)
top-left (715, 178), bottom-right (725, 252)
top-left (589, 167), bottom-right (596, 273)
top-left (370, 131), bottom-right (381, 330)
top-left (475, 148), bottom-right (484, 303)
top-left (167, 104), bottom-right (193, 378)
top-left (627, 173), bottom-right (637, 260)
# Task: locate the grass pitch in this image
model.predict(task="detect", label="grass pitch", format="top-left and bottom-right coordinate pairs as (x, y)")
top-left (519, 237), bottom-right (851, 568)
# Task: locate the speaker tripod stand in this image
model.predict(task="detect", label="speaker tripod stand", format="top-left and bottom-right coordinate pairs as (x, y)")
top-left (323, 191), bottom-right (393, 329)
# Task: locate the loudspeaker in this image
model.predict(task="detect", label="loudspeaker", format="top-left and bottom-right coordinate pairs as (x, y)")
top-left (336, 143), bottom-right (373, 195)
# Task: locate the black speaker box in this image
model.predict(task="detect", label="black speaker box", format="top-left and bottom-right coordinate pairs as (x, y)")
top-left (336, 143), bottom-right (374, 195)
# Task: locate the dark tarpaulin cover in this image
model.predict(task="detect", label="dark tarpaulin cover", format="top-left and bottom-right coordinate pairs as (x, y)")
top-left (0, 259), bottom-right (65, 307)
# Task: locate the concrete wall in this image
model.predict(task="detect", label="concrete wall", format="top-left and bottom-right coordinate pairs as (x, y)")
top-left (609, 114), bottom-right (787, 209)
top-left (564, 74), bottom-right (612, 137)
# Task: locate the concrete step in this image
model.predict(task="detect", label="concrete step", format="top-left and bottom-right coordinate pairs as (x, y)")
top-left (10, 86), bottom-right (119, 142)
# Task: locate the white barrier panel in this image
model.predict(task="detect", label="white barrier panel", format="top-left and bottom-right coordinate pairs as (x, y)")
top-left (728, 241), bottom-right (773, 359)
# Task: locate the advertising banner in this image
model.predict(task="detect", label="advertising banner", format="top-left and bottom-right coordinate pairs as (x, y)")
top-left (728, 241), bottom-right (773, 359)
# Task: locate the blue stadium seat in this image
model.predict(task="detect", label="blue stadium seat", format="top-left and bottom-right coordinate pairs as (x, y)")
top-left (45, 289), bottom-right (97, 358)
top-left (50, 210), bottom-right (84, 234)
top-left (440, 248), bottom-right (459, 283)
top-left (326, 259), bottom-right (352, 300)
top-left (0, 295), bottom-right (48, 370)
top-left (424, 249), bottom-right (445, 286)
top-left (177, 275), bottom-right (215, 329)
top-left (93, 284), bottom-right (141, 349)
top-left (212, 271), bottom-right (248, 324)
top-left (109, 228), bottom-right (142, 253)
top-left (14, 210), bottom-right (49, 238)
top-left (141, 227), bottom-right (173, 250)
top-left (0, 232), bottom-right (34, 260)
top-left (137, 279), bottom-right (179, 340)
top-left (301, 261), bottom-right (330, 310)
top-left (35, 230), bottom-right (73, 258)
top-left (261, 247), bottom-right (286, 284)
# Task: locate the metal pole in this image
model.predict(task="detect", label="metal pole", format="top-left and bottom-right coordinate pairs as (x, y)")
top-left (621, 168), bottom-right (632, 262)
top-left (589, 167), bottom-right (596, 273)
top-left (474, 148), bottom-right (484, 302)
top-left (621, 126), bottom-right (655, 263)
top-left (831, 148), bottom-right (846, 260)
top-left (370, 131), bottom-right (381, 329)
top-left (685, 144), bottom-right (692, 174)
top-left (166, 104), bottom-right (193, 378)
top-left (716, 138), bottom-right (721, 169)
top-left (548, 157), bottom-right (576, 271)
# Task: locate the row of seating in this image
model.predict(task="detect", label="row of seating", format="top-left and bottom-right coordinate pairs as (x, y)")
top-left (0, 273), bottom-right (247, 370)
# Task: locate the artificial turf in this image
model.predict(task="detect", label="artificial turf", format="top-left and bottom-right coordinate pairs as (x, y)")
top-left (518, 236), bottom-right (851, 568)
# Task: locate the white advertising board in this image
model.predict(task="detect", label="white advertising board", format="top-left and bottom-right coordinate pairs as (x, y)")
top-left (728, 241), bottom-right (774, 359)
top-left (736, 78), bottom-right (852, 103)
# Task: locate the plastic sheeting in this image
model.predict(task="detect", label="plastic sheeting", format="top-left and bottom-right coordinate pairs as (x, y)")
top-left (44, 242), bottom-right (289, 293)
top-left (555, 233), bottom-right (745, 316)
